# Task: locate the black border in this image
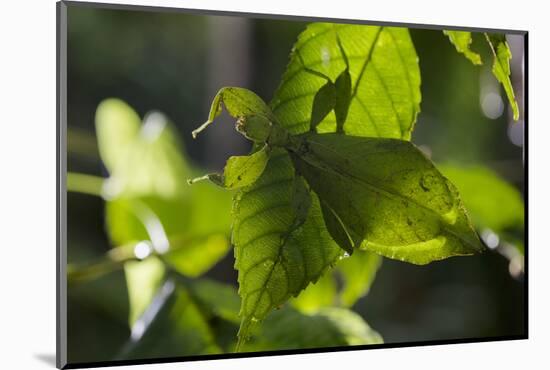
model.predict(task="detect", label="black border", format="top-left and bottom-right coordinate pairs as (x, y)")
top-left (64, 335), bottom-right (526, 369)
top-left (57, 1), bottom-right (529, 369)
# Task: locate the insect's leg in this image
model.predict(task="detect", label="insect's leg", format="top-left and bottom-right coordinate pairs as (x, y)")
top-left (192, 87), bottom-right (272, 139)
top-left (333, 29), bottom-right (352, 134)
top-left (294, 48), bottom-right (337, 132)
top-left (335, 30), bottom-right (350, 71)
top-left (295, 48), bottom-right (332, 82)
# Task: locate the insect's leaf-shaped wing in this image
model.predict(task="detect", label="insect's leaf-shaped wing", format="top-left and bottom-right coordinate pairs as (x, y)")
top-left (443, 30), bottom-right (482, 65)
top-left (290, 133), bottom-right (484, 265)
top-left (233, 149), bottom-right (342, 349)
top-left (320, 201), bottom-right (356, 255)
top-left (270, 23), bottom-right (421, 140)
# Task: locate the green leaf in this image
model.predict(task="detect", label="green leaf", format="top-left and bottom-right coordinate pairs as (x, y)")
top-left (336, 251), bottom-right (381, 307)
top-left (124, 257), bottom-right (165, 326)
top-left (443, 30), bottom-right (482, 65)
top-left (291, 251), bottom-right (381, 311)
top-left (187, 180), bottom-right (234, 236)
top-left (233, 149), bottom-right (342, 349)
top-left (485, 33), bottom-right (520, 120)
top-left (95, 99), bottom-right (232, 327)
top-left (96, 100), bottom-right (231, 254)
top-left (270, 23), bottom-right (421, 140)
top-left (120, 281), bottom-right (221, 359)
top-left (95, 98), bottom-right (141, 171)
top-left (185, 278), bottom-right (241, 324)
top-left (291, 272), bottom-right (337, 313)
top-left (439, 164), bottom-right (524, 273)
top-left (438, 164), bottom-right (524, 232)
top-left (242, 306), bottom-right (382, 351)
top-left (163, 234), bottom-right (230, 277)
top-left (289, 133), bottom-right (484, 264)
top-left (291, 251), bottom-right (381, 312)
top-left (101, 111), bottom-right (190, 199)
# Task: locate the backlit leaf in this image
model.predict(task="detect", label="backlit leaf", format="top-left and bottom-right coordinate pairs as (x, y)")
top-left (291, 251), bottom-right (381, 311)
top-left (336, 250), bottom-right (382, 307)
top-left (233, 150), bottom-right (342, 349)
top-left (291, 272), bottom-right (336, 313)
top-left (120, 281), bottom-right (221, 359)
top-left (95, 98), bottom-right (141, 171)
top-left (443, 30), bottom-right (482, 65)
top-left (271, 23), bottom-right (421, 139)
top-left (95, 99), bottom-right (232, 327)
top-left (438, 164), bottom-right (524, 233)
top-left (185, 278), bottom-right (241, 324)
top-left (439, 164), bottom-right (525, 273)
top-left (102, 111), bottom-right (190, 200)
top-left (163, 235), bottom-right (230, 277)
top-left (242, 306), bottom-right (382, 351)
top-left (485, 33), bottom-right (520, 120)
top-left (124, 257), bottom-right (165, 326)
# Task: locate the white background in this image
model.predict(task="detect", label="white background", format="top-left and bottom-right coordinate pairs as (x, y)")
top-left (0, 0), bottom-right (546, 369)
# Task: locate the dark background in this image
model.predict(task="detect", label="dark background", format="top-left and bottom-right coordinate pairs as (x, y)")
top-left (66, 4), bottom-right (525, 363)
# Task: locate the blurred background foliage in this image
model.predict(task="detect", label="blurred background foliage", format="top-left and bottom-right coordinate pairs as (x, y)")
top-left (66, 4), bottom-right (525, 365)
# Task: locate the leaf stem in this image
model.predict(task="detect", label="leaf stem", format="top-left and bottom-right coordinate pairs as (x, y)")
top-left (67, 172), bottom-right (105, 198)
top-left (67, 233), bottom-right (217, 284)
top-left (67, 243), bottom-right (138, 283)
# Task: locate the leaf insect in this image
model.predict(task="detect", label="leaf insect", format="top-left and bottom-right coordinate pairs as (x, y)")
top-left (189, 29), bottom-right (483, 265)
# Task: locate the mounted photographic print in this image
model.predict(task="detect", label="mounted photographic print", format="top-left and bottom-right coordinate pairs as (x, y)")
top-left (57, 1), bottom-right (527, 368)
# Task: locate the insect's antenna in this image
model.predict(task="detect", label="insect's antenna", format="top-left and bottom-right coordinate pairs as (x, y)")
top-left (335, 31), bottom-right (349, 71)
top-left (295, 48), bottom-right (332, 82)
